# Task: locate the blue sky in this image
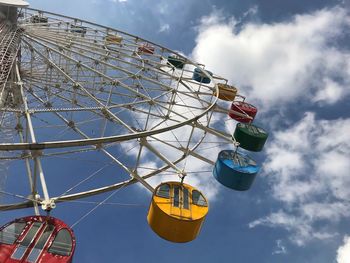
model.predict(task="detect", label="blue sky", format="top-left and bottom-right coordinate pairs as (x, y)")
top-left (2, 0), bottom-right (350, 262)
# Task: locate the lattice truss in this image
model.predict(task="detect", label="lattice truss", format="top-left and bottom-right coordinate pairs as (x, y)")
top-left (0, 8), bottom-right (232, 212)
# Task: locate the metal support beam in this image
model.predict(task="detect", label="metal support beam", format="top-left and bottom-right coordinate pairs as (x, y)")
top-left (15, 62), bottom-right (53, 211)
top-left (141, 137), bottom-right (185, 175)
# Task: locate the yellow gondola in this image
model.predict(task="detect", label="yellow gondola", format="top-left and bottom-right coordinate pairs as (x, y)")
top-left (214, 83), bottom-right (237, 101)
top-left (147, 182), bottom-right (209, 243)
top-left (105, 34), bottom-right (123, 45)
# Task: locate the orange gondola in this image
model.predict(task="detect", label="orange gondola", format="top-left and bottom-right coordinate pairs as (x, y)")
top-left (214, 83), bottom-right (237, 101)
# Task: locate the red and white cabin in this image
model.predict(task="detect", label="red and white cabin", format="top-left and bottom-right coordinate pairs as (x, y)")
top-left (0, 216), bottom-right (75, 263)
top-left (137, 43), bottom-right (155, 54)
top-left (229, 101), bottom-right (257, 123)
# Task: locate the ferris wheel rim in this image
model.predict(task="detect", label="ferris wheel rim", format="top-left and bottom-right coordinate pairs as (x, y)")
top-left (0, 6), bottom-right (229, 214)
top-left (0, 7), bottom-right (220, 151)
top-left (0, 124), bottom-right (211, 211)
top-left (0, 110), bottom-right (214, 151)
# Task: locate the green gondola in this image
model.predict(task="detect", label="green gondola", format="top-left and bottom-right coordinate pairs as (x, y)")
top-left (167, 56), bottom-right (186, 69)
top-left (233, 123), bottom-right (268, 152)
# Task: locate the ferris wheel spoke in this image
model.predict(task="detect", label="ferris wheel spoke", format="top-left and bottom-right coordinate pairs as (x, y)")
top-left (140, 138), bottom-right (184, 176)
top-left (23, 30), bottom-right (211, 126)
top-left (50, 151), bottom-right (189, 204)
top-left (28, 83), bottom-right (102, 111)
top-left (29, 29), bottom-right (148, 72)
top-left (0, 7), bottom-right (236, 218)
top-left (17, 125), bottom-right (40, 215)
top-left (148, 132), bottom-right (224, 166)
top-left (55, 162), bottom-right (112, 201)
top-left (60, 129), bottom-right (206, 202)
top-left (23, 33), bottom-right (153, 93)
top-left (0, 189), bottom-right (38, 203)
top-left (28, 80), bottom-right (152, 112)
top-left (24, 98), bottom-right (150, 195)
top-left (175, 81), bottom-right (216, 108)
top-left (100, 147), bottom-right (155, 192)
top-left (46, 115), bottom-right (154, 192)
top-left (23, 39), bottom-right (140, 134)
top-left (130, 83), bottom-right (190, 123)
top-left (0, 127), bottom-right (207, 211)
top-left (25, 85), bottom-right (112, 133)
top-left (27, 31), bottom-right (186, 100)
top-left (147, 96), bottom-right (190, 122)
top-left (29, 82), bottom-right (86, 104)
top-left (194, 121), bottom-right (233, 143)
top-left (25, 84), bottom-right (102, 146)
top-left (23, 88), bottom-right (154, 193)
top-left (154, 99), bottom-right (205, 112)
top-left (22, 36), bottom-right (150, 100)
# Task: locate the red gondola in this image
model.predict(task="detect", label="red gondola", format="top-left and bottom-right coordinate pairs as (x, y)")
top-left (229, 101), bottom-right (257, 123)
top-left (0, 216), bottom-right (75, 263)
top-left (137, 43), bottom-right (155, 54)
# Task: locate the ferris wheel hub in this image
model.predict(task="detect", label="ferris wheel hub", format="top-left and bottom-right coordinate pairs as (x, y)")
top-left (41, 199), bottom-right (56, 211)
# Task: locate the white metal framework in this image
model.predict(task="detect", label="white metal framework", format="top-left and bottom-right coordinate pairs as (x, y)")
top-left (0, 7), bottom-right (234, 214)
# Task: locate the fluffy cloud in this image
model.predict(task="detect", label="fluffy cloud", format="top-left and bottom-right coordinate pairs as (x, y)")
top-left (337, 236), bottom-right (350, 263)
top-left (249, 112), bottom-right (350, 245)
top-left (272, 239), bottom-right (287, 255)
top-left (249, 210), bottom-right (337, 246)
top-left (110, 0), bottom-right (127, 3)
top-left (190, 5), bottom-right (350, 246)
top-left (191, 7), bottom-right (350, 109)
top-left (158, 23), bottom-right (170, 33)
top-left (265, 113), bottom-right (350, 205)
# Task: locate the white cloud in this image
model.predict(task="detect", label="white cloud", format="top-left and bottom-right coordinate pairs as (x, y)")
top-left (189, 6), bottom-right (350, 246)
top-left (272, 239), bottom-right (287, 255)
top-left (313, 78), bottom-right (345, 104)
top-left (301, 202), bottom-right (350, 222)
top-left (337, 236), bottom-right (350, 263)
top-left (156, 2), bottom-right (168, 15)
top-left (266, 112), bottom-right (350, 204)
top-left (249, 112), bottom-right (350, 245)
top-left (110, 0), bottom-right (127, 3)
top-left (158, 23), bottom-right (170, 33)
top-left (249, 210), bottom-right (338, 246)
top-left (191, 7), bottom-right (350, 110)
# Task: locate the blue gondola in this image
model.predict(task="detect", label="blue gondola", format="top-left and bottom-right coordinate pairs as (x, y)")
top-left (213, 150), bottom-right (260, 191)
top-left (192, 68), bottom-right (213, 84)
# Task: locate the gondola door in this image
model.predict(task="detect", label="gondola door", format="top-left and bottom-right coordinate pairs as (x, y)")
top-left (170, 185), bottom-right (192, 220)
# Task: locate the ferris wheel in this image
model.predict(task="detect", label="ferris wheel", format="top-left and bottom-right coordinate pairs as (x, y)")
top-left (0, 1), bottom-right (268, 262)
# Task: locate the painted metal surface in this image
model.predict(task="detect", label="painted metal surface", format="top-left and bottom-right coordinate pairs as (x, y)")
top-left (192, 67), bottom-right (213, 84)
top-left (214, 83), bottom-right (237, 101)
top-left (70, 24), bottom-right (87, 35)
top-left (229, 101), bottom-right (257, 123)
top-left (167, 55), bottom-right (185, 69)
top-left (0, 5), bottom-right (222, 214)
top-left (105, 34), bottom-right (123, 45)
top-left (138, 43), bottom-right (155, 54)
top-left (30, 15), bottom-right (48, 24)
top-left (213, 150), bottom-right (260, 191)
top-left (233, 123), bottom-right (268, 152)
top-left (147, 182), bottom-right (208, 243)
top-left (0, 216), bottom-right (75, 263)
